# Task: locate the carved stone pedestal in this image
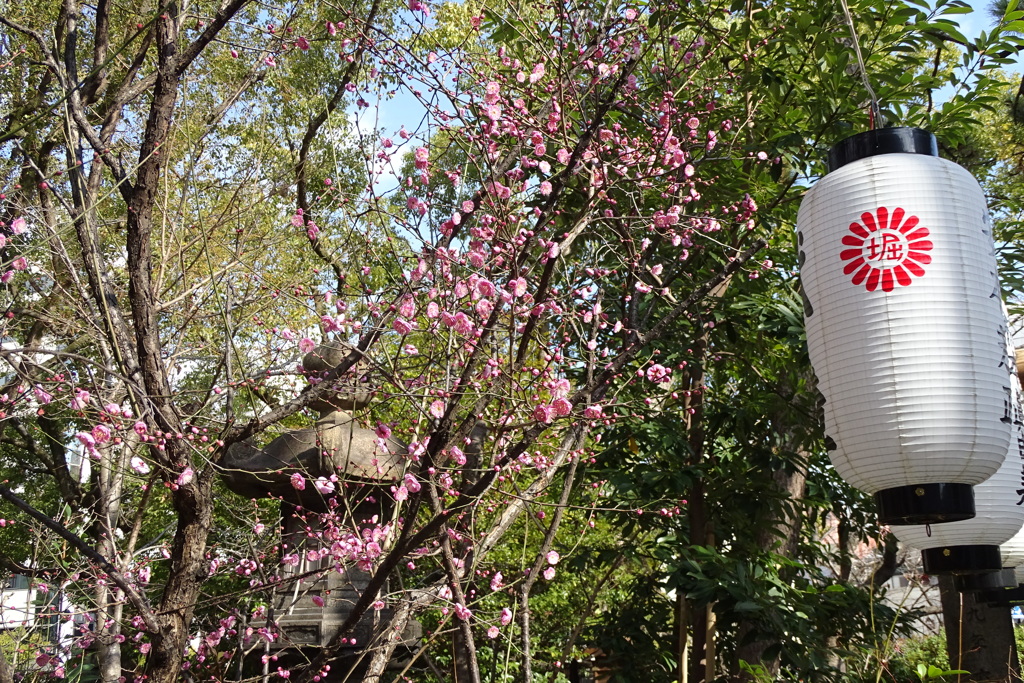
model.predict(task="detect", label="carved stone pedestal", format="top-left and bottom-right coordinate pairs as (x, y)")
top-left (219, 344), bottom-right (420, 681)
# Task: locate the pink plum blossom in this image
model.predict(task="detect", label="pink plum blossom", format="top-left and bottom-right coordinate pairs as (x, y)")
top-left (92, 424), bottom-right (111, 443)
top-left (645, 363), bottom-right (672, 382)
top-left (552, 397), bottom-right (572, 417)
top-left (414, 147), bottom-right (429, 169)
top-left (76, 432), bottom-right (98, 459)
top-left (429, 400), bottom-right (444, 419)
top-left (70, 388), bottom-right (90, 410)
top-left (314, 477), bottom-right (335, 494)
top-left (177, 467), bottom-right (194, 486)
top-left (290, 473), bottom-right (306, 490)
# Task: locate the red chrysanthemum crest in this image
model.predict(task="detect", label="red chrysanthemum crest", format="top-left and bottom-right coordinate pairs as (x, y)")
top-left (839, 207), bottom-right (933, 292)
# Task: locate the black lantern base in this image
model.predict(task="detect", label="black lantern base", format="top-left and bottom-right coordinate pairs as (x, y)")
top-left (954, 568), bottom-right (1018, 592)
top-left (979, 585), bottom-right (1024, 606)
top-left (921, 545), bottom-right (1002, 575)
top-left (874, 483), bottom-right (975, 525)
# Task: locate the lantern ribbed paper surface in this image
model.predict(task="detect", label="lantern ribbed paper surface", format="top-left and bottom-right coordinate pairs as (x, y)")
top-left (1000, 475), bottom-right (1024, 569)
top-left (892, 322), bottom-right (1024, 575)
top-left (953, 343), bottom-right (1024, 588)
top-left (892, 419), bottom-right (1024, 573)
top-left (797, 128), bottom-right (1010, 525)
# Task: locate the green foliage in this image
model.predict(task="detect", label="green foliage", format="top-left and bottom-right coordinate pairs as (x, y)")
top-left (880, 630), bottom-right (973, 682)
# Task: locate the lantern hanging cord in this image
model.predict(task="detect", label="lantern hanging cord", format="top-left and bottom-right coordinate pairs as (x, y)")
top-left (838, 0), bottom-right (884, 128)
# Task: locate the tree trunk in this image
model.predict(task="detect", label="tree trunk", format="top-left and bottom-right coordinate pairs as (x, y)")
top-left (147, 474), bottom-right (214, 683)
top-left (732, 464), bottom-right (808, 680)
top-left (687, 478), bottom-right (709, 683)
top-left (939, 575), bottom-right (1021, 682)
top-left (677, 594), bottom-right (688, 683)
top-left (95, 439), bottom-right (126, 683)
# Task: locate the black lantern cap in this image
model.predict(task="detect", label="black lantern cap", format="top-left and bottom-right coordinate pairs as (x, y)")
top-left (921, 544), bottom-right (1003, 575)
top-left (827, 127), bottom-right (938, 173)
top-left (978, 585), bottom-right (1024, 606)
top-left (954, 568), bottom-right (1018, 592)
top-left (874, 483), bottom-right (974, 525)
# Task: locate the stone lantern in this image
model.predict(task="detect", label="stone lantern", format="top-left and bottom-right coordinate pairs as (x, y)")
top-left (220, 343), bottom-right (420, 675)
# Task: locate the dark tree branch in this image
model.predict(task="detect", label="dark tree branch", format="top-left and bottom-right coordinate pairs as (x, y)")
top-left (175, 0), bottom-right (252, 75)
top-left (0, 483), bottom-right (160, 632)
top-left (292, 236), bottom-right (769, 683)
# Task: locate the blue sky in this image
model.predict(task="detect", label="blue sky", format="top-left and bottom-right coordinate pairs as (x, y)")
top-left (960, 0), bottom-right (1000, 40)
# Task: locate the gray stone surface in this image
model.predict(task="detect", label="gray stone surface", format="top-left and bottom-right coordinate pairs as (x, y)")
top-left (217, 343), bottom-right (418, 666)
top-left (220, 342), bottom-right (405, 507)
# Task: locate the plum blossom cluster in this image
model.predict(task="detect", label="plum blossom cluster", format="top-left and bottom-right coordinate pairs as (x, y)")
top-left (280, 516), bottom-right (394, 573)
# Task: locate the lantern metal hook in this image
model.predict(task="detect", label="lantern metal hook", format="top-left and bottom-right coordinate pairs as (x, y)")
top-left (925, 523), bottom-right (932, 538)
top-left (838, 0), bottom-right (884, 129)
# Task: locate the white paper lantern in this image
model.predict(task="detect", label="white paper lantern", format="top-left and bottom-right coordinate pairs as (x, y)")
top-left (892, 324), bottom-right (1024, 574)
top-left (797, 128), bottom-right (1010, 525)
top-left (953, 346), bottom-right (1024, 586)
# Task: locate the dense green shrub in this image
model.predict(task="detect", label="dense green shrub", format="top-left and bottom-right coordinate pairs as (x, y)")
top-left (883, 631), bottom-right (950, 682)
